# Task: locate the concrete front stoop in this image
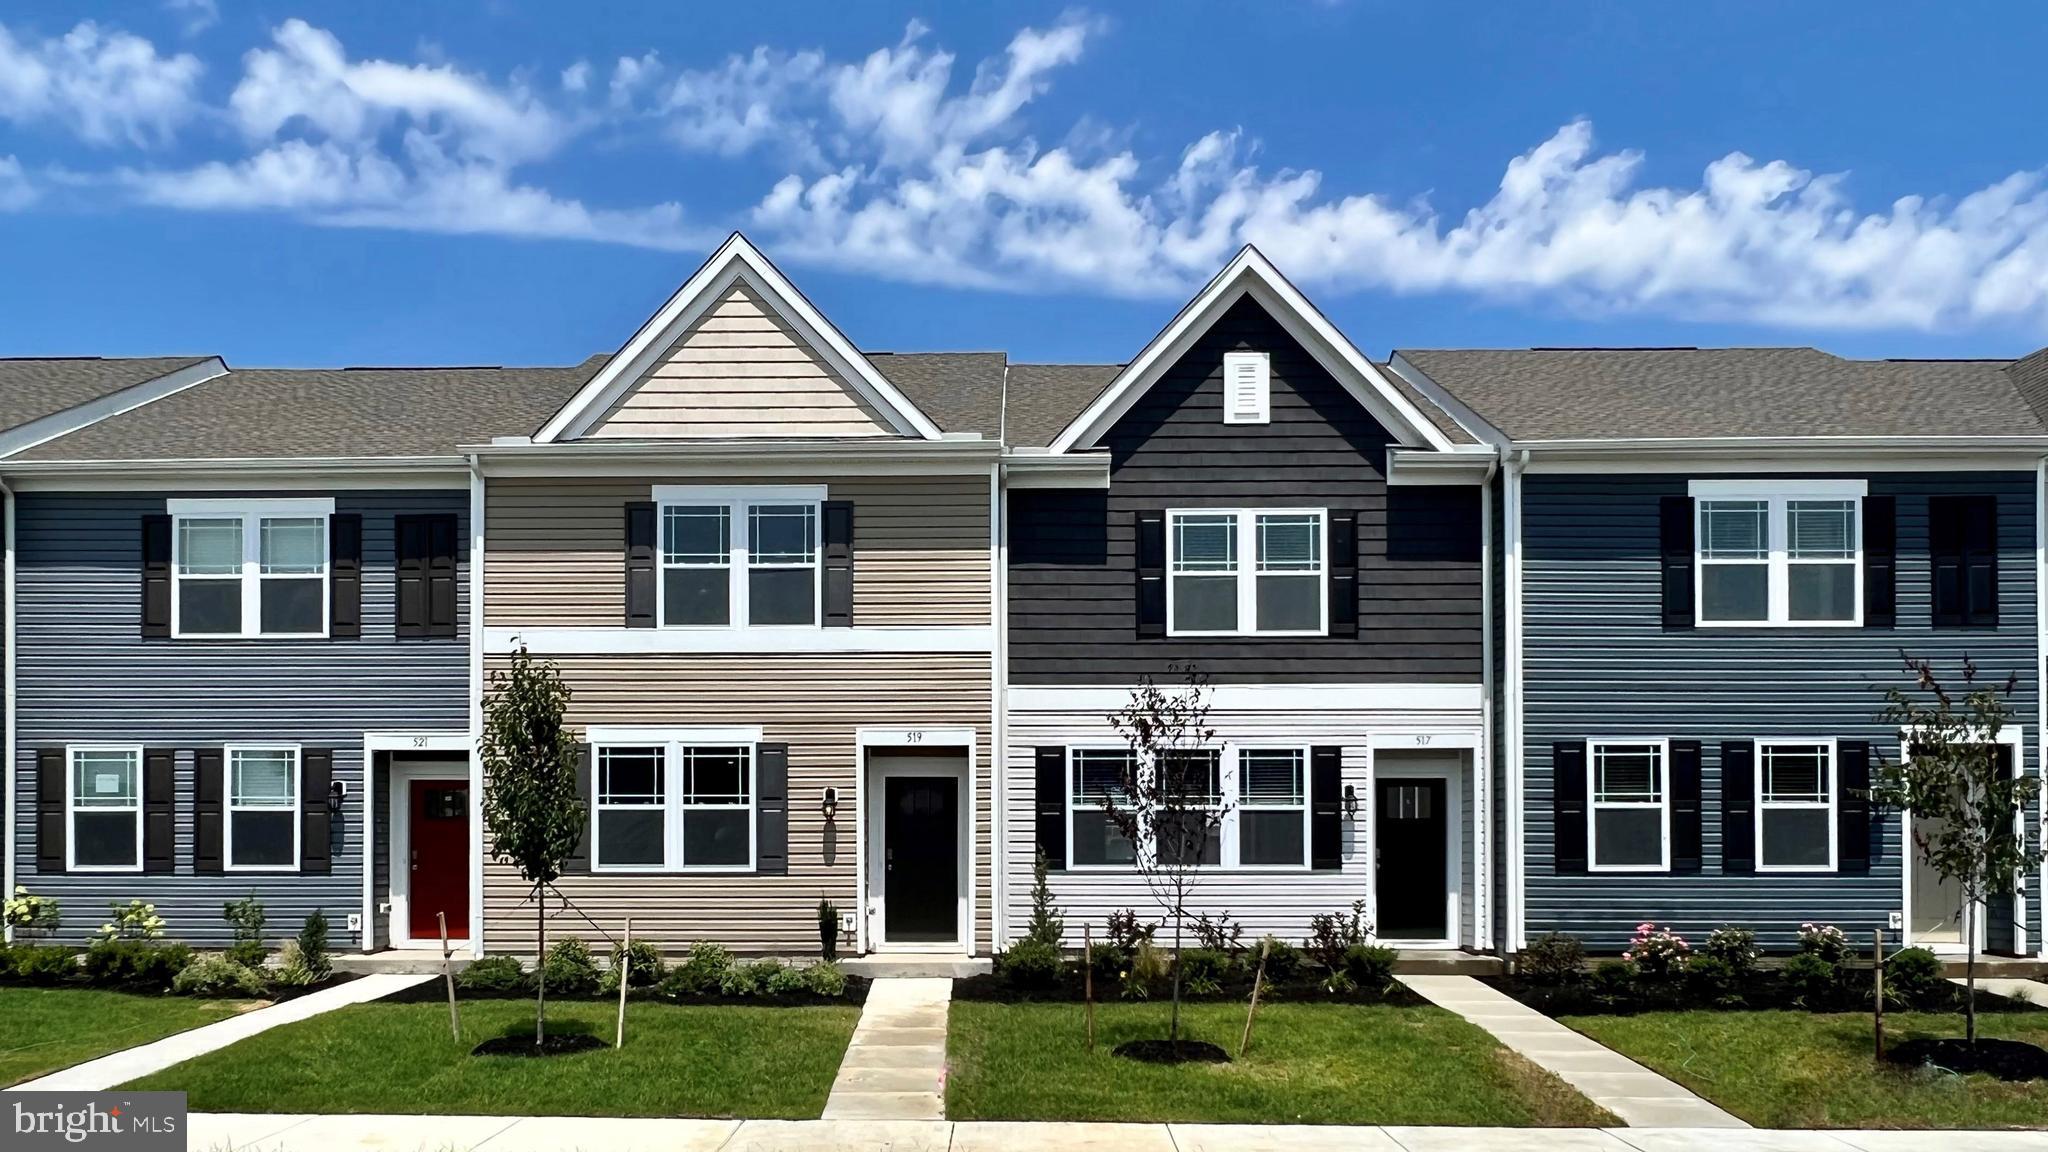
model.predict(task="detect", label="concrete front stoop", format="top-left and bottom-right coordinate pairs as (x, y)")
top-left (821, 976), bottom-right (953, 1121)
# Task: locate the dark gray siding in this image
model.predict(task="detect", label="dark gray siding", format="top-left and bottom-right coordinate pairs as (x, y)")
top-left (1521, 472), bottom-right (2041, 951)
top-left (10, 490), bottom-right (469, 949)
top-left (1009, 295), bottom-right (1483, 684)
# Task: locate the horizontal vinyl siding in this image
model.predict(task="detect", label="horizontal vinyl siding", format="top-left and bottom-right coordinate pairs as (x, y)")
top-left (1521, 472), bottom-right (2042, 952)
top-left (482, 653), bottom-right (994, 957)
top-left (485, 475), bottom-right (990, 628)
top-left (11, 491), bottom-right (470, 949)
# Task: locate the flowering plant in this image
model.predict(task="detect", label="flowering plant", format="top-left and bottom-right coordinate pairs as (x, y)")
top-left (1797, 922), bottom-right (1847, 962)
top-left (4, 886), bottom-right (60, 933)
top-left (96, 899), bottom-right (167, 942)
top-left (1702, 926), bottom-right (1763, 976)
top-left (1622, 922), bottom-right (1689, 977)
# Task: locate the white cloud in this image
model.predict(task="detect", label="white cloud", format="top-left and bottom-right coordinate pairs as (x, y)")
top-left (163, 0), bottom-right (219, 37)
top-left (0, 20), bottom-right (203, 147)
top-left (560, 60), bottom-right (589, 94)
top-left (0, 156), bottom-right (37, 210)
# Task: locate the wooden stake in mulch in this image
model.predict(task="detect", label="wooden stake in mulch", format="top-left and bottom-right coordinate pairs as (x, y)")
top-left (1240, 937), bottom-right (1272, 1058)
top-left (616, 918), bottom-right (633, 1049)
top-left (438, 911), bottom-right (459, 1042)
top-left (1873, 928), bottom-right (1885, 1060)
top-left (1083, 922), bottom-right (1095, 1054)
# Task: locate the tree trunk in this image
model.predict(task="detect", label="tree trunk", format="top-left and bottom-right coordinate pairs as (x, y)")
top-left (1169, 911), bottom-right (1183, 1051)
top-left (535, 882), bottom-right (548, 1046)
top-left (1964, 900), bottom-right (1977, 1047)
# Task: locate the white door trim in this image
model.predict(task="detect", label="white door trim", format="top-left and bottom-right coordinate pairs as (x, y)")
top-left (388, 761), bottom-right (473, 950)
top-left (1371, 752), bottom-right (1464, 950)
top-left (859, 730), bottom-right (975, 955)
top-left (1895, 728), bottom-right (2028, 956)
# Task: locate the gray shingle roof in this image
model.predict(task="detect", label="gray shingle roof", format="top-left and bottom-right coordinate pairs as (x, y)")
top-left (0, 356), bottom-right (211, 432)
top-left (1398, 347), bottom-right (2048, 441)
top-left (867, 351), bottom-right (1007, 438)
top-left (1003, 363), bottom-right (1123, 447)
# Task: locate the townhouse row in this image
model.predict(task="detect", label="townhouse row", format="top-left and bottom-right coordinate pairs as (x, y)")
top-left (3, 237), bottom-right (2042, 962)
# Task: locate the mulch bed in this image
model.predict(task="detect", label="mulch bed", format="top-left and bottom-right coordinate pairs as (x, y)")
top-left (383, 975), bottom-right (869, 1008)
top-left (1487, 973), bottom-right (2042, 1018)
top-left (953, 970), bottom-right (1423, 1007)
top-left (471, 1031), bottom-right (610, 1058)
top-left (1113, 1038), bottom-right (1231, 1064)
top-left (1887, 1037), bottom-right (2048, 1082)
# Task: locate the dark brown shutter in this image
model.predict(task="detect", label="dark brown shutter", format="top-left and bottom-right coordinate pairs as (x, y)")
top-left (36, 748), bottom-right (64, 873)
top-left (755, 743), bottom-right (789, 876)
top-left (397, 514), bottom-right (460, 639)
top-left (1659, 495), bottom-right (1694, 629)
top-left (141, 514), bottom-right (172, 638)
top-left (1136, 510), bottom-right (1166, 638)
top-left (1327, 513), bottom-right (1358, 639)
top-left (1837, 740), bottom-right (1871, 874)
top-left (300, 750), bottom-right (332, 874)
top-left (1863, 495), bottom-right (1896, 627)
top-left (143, 749), bottom-right (176, 874)
top-left (564, 743), bottom-right (592, 874)
top-left (822, 500), bottom-right (854, 628)
top-left (427, 514), bottom-right (459, 637)
top-left (1034, 747), bottom-right (1067, 870)
top-left (624, 502), bottom-right (657, 628)
top-left (1720, 741), bottom-right (1755, 874)
top-left (1671, 740), bottom-right (1703, 874)
top-left (194, 748), bottom-right (224, 874)
top-left (1965, 496), bottom-right (1999, 627)
top-left (1551, 742), bottom-right (1587, 874)
top-left (329, 513), bottom-right (362, 639)
top-left (1930, 495), bottom-right (1996, 627)
top-left (1310, 745), bottom-right (1343, 870)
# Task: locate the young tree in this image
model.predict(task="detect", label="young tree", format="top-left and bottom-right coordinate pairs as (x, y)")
top-left (1024, 846), bottom-right (1065, 949)
top-left (479, 644), bottom-right (585, 1046)
top-left (1875, 653), bottom-right (2044, 1045)
top-left (1099, 661), bottom-right (1222, 1051)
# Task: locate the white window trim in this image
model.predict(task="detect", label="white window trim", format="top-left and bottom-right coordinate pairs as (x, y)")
top-left (590, 740), bottom-right (757, 874)
top-left (1756, 737), bottom-right (1839, 874)
top-left (1165, 508), bottom-right (1328, 638)
top-left (1688, 480), bottom-right (1866, 629)
top-left (223, 743), bottom-right (301, 874)
top-left (169, 497), bottom-right (335, 640)
top-left (1062, 743), bottom-right (1311, 872)
top-left (1587, 737), bottom-right (1672, 874)
top-left (65, 743), bottom-right (144, 874)
top-left (652, 485), bottom-right (827, 631)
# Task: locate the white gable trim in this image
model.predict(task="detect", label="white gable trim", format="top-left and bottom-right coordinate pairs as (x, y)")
top-left (1047, 247), bottom-right (1457, 454)
top-left (535, 234), bottom-right (942, 443)
top-left (0, 357), bottom-right (228, 461)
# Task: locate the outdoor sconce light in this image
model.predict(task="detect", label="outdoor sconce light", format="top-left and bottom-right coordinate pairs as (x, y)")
top-left (1343, 784), bottom-right (1359, 819)
top-left (822, 787), bottom-right (839, 820)
top-left (328, 779), bottom-right (347, 815)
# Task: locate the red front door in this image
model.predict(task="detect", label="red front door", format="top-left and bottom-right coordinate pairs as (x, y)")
top-left (408, 780), bottom-right (470, 941)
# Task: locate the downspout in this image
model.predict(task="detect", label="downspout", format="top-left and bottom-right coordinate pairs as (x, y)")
top-left (1476, 455), bottom-right (1499, 953)
top-left (1505, 447), bottom-right (1529, 955)
top-left (990, 462), bottom-right (1006, 952)
top-left (2, 478), bottom-right (13, 944)
top-left (467, 453), bottom-right (487, 958)
top-left (2037, 455), bottom-right (2046, 957)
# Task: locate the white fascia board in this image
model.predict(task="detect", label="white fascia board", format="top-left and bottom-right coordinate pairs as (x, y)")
top-left (470, 437), bottom-right (998, 480)
top-left (1522, 442), bottom-right (2048, 474)
top-left (0, 357), bottom-right (228, 460)
top-left (1007, 683), bottom-right (1484, 713)
top-left (1002, 451), bottom-right (1111, 489)
top-left (1, 457), bottom-right (471, 491)
top-left (487, 625), bottom-right (995, 656)
top-left (1047, 246), bottom-right (1456, 455)
top-left (1386, 447), bottom-right (1499, 486)
top-left (586, 724), bottom-right (765, 745)
top-left (536, 233), bottom-right (942, 443)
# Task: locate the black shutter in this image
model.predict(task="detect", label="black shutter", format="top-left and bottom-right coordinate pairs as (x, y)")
top-left (1864, 495), bottom-right (1896, 627)
top-left (1328, 513), bottom-right (1359, 639)
top-left (1988, 746), bottom-right (2020, 955)
top-left (1034, 747), bottom-right (1067, 870)
top-left (624, 502), bottom-right (657, 628)
top-left (1310, 745), bottom-right (1343, 870)
top-left (1965, 496), bottom-right (1999, 627)
top-left (823, 500), bottom-right (854, 628)
top-left (756, 743), bottom-right (789, 876)
top-left (1136, 510), bottom-right (1166, 638)
top-left (36, 748), bottom-right (64, 873)
top-left (329, 513), bottom-right (362, 639)
top-left (141, 514), bottom-right (172, 638)
top-left (1837, 740), bottom-right (1871, 874)
top-left (1930, 496), bottom-right (1964, 627)
top-left (300, 749), bottom-right (332, 874)
top-left (143, 749), bottom-right (176, 874)
top-left (396, 514), bottom-right (459, 639)
top-left (1551, 742), bottom-right (1587, 874)
top-left (1720, 741), bottom-right (1755, 874)
top-left (427, 514), bottom-right (459, 637)
top-left (194, 748), bottom-right (224, 874)
top-left (564, 744), bottom-right (592, 874)
top-left (1659, 495), bottom-right (1694, 629)
top-left (1670, 740), bottom-right (1703, 874)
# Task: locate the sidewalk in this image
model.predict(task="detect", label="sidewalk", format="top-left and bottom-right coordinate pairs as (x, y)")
top-left (820, 976), bottom-right (951, 1120)
top-left (180, 1115), bottom-right (2048, 1151)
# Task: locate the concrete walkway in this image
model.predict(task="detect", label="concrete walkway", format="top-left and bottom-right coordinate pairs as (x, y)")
top-left (9, 973), bottom-right (433, 1093)
top-left (1398, 974), bottom-right (1747, 1129)
top-left (819, 976), bottom-right (951, 1120)
top-left (180, 1115), bottom-right (2048, 1151)
top-left (1955, 976), bottom-right (2048, 1008)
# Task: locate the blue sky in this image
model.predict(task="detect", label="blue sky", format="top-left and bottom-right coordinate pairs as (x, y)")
top-left (5, 1), bottom-right (2048, 368)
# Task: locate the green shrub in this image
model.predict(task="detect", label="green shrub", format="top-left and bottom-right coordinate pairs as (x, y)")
top-left (1780, 951), bottom-right (1838, 1009)
top-left (1177, 947), bottom-right (1233, 995)
top-left (1701, 926), bottom-right (1762, 979)
top-left (1024, 848), bottom-right (1065, 948)
top-left (1519, 932), bottom-right (1585, 984)
top-left (603, 939), bottom-right (664, 991)
top-left (1305, 900), bottom-right (1371, 972)
top-left (719, 959), bottom-right (785, 998)
top-left (81, 940), bottom-right (192, 990)
top-left (273, 940), bottom-right (319, 988)
top-left (1103, 909), bottom-right (1152, 951)
top-left (818, 899), bottom-right (841, 961)
top-left (1121, 939), bottom-right (1168, 1000)
top-left (173, 954), bottom-right (266, 998)
top-left (997, 938), bottom-right (1064, 990)
top-left (1254, 935), bottom-right (1303, 982)
top-left (804, 961), bottom-right (847, 998)
top-left (1797, 922), bottom-right (1848, 963)
top-left (1684, 954), bottom-right (1743, 1007)
top-left (1341, 944), bottom-right (1398, 994)
top-left (766, 964), bottom-right (809, 996)
top-left (295, 911), bottom-right (331, 980)
top-left (0, 942), bottom-right (14, 979)
top-left (1885, 947), bottom-right (1949, 1010)
top-left (13, 944), bottom-right (78, 984)
top-left (97, 899), bottom-right (168, 942)
top-left (1590, 959), bottom-right (1635, 1005)
top-left (5, 886), bottom-right (62, 934)
top-left (457, 954), bottom-right (527, 993)
top-left (542, 937), bottom-right (601, 997)
top-left (659, 941), bottom-right (733, 998)
top-left (223, 896), bottom-right (267, 969)
top-left (1085, 941), bottom-right (1129, 986)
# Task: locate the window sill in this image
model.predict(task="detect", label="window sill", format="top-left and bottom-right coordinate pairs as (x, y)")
top-left (171, 633), bottom-right (332, 641)
top-left (224, 865), bottom-right (301, 874)
top-left (67, 864), bottom-right (144, 874)
top-left (1694, 620), bottom-right (1862, 630)
top-left (1586, 864), bottom-right (1671, 874)
top-left (1755, 864), bottom-right (1837, 874)
top-left (589, 865), bottom-right (758, 875)
top-left (1164, 630), bottom-right (1331, 639)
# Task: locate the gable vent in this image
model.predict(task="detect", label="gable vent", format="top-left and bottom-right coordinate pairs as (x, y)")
top-left (1222, 351), bottom-right (1270, 424)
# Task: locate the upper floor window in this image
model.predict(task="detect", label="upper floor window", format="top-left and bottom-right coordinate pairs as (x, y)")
top-left (1757, 740), bottom-right (1835, 872)
top-left (593, 739), bottom-right (754, 871)
top-left (1691, 480), bottom-right (1863, 627)
top-left (656, 486), bottom-right (822, 628)
top-left (68, 745), bottom-right (142, 872)
top-left (1588, 739), bottom-right (1668, 872)
top-left (170, 498), bottom-right (332, 638)
top-left (1167, 509), bottom-right (1325, 636)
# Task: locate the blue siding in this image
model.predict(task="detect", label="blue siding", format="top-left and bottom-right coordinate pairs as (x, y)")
top-left (1522, 472), bottom-right (2042, 951)
top-left (10, 490), bottom-right (469, 949)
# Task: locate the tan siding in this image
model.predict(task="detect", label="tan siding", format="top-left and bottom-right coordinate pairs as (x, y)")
top-left (482, 653), bottom-right (994, 956)
top-left (588, 284), bottom-right (894, 439)
top-left (485, 475), bottom-right (991, 628)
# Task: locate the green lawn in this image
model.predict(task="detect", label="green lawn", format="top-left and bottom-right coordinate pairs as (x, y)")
top-left (1565, 1010), bottom-right (2048, 1129)
top-left (0, 987), bottom-right (258, 1086)
top-left (125, 999), bottom-right (859, 1118)
top-left (947, 1000), bottom-right (1616, 1126)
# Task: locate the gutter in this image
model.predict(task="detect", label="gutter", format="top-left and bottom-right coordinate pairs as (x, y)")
top-left (2, 478), bottom-right (12, 942)
top-left (0, 455), bottom-right (468, 478)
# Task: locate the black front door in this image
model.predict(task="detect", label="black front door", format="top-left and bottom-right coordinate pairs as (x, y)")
top-left (884, 776), bottom-right (959, 943)
top-left (1375, 778), bottom-right (1448, 940)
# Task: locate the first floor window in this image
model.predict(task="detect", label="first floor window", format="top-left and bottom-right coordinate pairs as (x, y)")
top-left (596, 747), bottom-right (666, 868)
top-left (1590, 741), bottom-right (1667, 871)
top-left (70, 747), bottom-right (141, 870)
top-left (1069, 748), bottom-right (1137, 867)
top-left (593, 742), bottom-right (754, 870)
top-left (172, 499), bottom-right (331, 637)
top-left (1759, 741), bottom-right (1835, 870)
top-left (1065, 745), bottom-right (1312, 870)
top-left (680, 746), bottom-right (751, 866)
top-left (1237, 747), bottom-right (1307, 866)
top-left (1152, 750), bottom-right (1223, 867)
top-left (227, 746), bottom-right (298, 870)
top-left (1168, 509), bottom-right (1326, 636)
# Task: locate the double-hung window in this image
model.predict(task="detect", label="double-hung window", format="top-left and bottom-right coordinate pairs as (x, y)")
top-left (1588, 739), bottom-right (1668, 871)
top-left (592, 735), bottom-right (755, 871)
top-left (171, 498), bottom-right (332, 637)
top-left (1153, 750), bottom-right (1223, 866)
top-left (1068, 748), bottom-right (1138, 867)
top-left (1692, 481), bottom-right (1863, 626)
top-left (226, 745), bottom-right (299, 871)
top-left (1236, 747), bottom-right (1308, 867)
top-left (1757, 740), bottom-right (1835, 871)
top-left (68, 745), bottom-right (142, 871)
top-left (1064, 744), bottom-right (1310, 870)
top-left (1167, 509), bottom-right (1325, 636)
top-left (656, 487), bottom-right (822, 628)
